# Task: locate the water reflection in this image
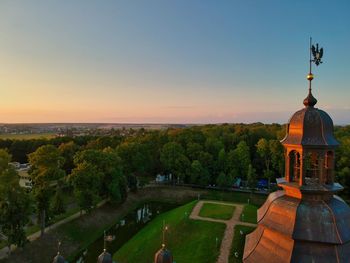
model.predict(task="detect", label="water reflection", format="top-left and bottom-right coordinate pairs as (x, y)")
top-left (74, 202), bottom-right (177, 263)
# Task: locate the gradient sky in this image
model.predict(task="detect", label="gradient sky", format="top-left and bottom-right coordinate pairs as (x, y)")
top-left (1, 1), bottom-right (349, 124)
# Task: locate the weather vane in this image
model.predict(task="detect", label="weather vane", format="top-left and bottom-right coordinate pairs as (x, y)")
top-left (307, 37), bottom-right (324, 90)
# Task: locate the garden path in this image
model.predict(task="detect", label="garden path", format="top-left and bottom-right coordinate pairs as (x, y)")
top-left (189, 200), bottom-right (256, 263)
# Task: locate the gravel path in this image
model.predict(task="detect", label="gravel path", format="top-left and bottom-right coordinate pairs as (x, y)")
top-left (190, 200), bottom-right (256, 263)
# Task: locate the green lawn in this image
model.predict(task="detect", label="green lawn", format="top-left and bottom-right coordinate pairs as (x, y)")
top-left (240, 204), bottom-right (258, 224)
top-left (114, 201), bottom-right (226, 263)
top-left (229, 225), bottom-right (256, 263)
top-left (201, 190), bottom-right (267, 206)
top-left (199, 203), bottom-right (235, 220)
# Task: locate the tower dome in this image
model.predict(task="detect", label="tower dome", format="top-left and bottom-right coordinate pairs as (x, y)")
top-left (97, 249), bottom-right (112, 263)
top-left (281, 91), bottom-right (339, 148)
top-left (52, 241), bottom-right (65, 263)
top-left (154, 244), bottom-right (173, 263)
top-left (52, 253), bottom-right (65, 263)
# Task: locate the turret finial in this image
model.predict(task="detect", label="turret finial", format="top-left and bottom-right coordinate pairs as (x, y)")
top-left (304, 37), bottom-right (324, 107)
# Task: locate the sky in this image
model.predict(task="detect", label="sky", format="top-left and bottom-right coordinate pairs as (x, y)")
top-left (0, 1), bottom-right (349, 124)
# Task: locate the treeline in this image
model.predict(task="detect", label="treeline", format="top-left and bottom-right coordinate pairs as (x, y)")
top-left (2, 123), bottom-right (350, 191)
top-left (2, 123), bottom-right (287, 187)
top-left (335, 125), bottom-right (350, 196)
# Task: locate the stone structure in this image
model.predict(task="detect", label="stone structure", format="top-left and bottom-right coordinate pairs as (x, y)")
top-left (243, 43), bottom-right (350, 262)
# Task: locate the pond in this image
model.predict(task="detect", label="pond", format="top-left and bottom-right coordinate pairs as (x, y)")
top-left (73, 202), bottom-right (178, 263)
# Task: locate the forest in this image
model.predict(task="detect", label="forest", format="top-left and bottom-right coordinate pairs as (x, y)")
top-left (1, 123), bottom-right (349, 193)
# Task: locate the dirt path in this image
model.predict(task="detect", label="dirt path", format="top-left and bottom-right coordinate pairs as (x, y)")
top-left (0, 200), bottom-right (108, 260)
top-left (190, 200), bottom-right (256, 263)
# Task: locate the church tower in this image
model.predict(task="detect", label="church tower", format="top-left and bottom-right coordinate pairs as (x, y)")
top-left (243, 40), bottom-right (350, 262)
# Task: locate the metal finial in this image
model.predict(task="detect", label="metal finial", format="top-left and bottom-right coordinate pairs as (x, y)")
top-left (304, 38), bottom-right (324, 107)
top-left (162, 220), bottom-right (168, 248)
top-left (103, 230), bottom-right (106, 251)
top-left (57, 240), bottom-right (61, 255)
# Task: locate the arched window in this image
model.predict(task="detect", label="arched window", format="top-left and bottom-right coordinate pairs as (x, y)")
top-left (325, 151), bottom-right (334, 184)
top-left (288, 150), bottom-right (300, 183)
top-left (305, 151), bottom-right (320, 185)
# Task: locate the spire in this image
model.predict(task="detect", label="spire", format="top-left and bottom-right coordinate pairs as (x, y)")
top-left (97, 231), bottom-right (112, 263)
top-left (303, 37), bottom-right (323, 107)
top-left (52, 241), bottom-right (65, 263)
top-left (162, 220), bottom-right (169, 248)
top-left (154, 222), bottom-right (173, 263)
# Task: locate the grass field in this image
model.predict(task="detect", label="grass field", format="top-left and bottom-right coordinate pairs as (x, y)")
top-left (0, 133), bottom-right (56, 140)
top-left (199, 203), bottom-right (235, 220)
top-left (229, 225), bottom-right (256, 263)
top-left (201, 190), bottom-right (267, 207)
top-left (114, 201), bottom-right (226, 263)
top-left (240, 204), bottom-right (258, 224)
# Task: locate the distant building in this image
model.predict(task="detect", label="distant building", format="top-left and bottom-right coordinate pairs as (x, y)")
top-left (9, 162), bottom-right (32, 189)
top-left (155, 174), bottom-right (172, 183)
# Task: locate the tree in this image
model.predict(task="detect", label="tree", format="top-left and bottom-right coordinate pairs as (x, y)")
top-left (247, 164), bottom-right (257, 189)
top-left (338, 167), bottom-right (350, 195)
top-left (0, 150), bottom-right (32, 253)
top-left (73, 148), bottom-right (127, 203)
top-left (269, 139), bottom-right (284, 175)
top-left (218, 148), bottom-right (227, 173)
top-left (160, 142), bottom-right (190, 183)
top-left (186, 142), bottom-right (203, 161)
top-left (216, 172), bottom-right (232, 188)
top-left (69, 162), bottom-right (101, 213)
top-left (256, 139), bottom-right (284, 187)
top-left (256, 138), bottom-right (270, 171)
top-left (28, 145), bottom-right (65, 236)
top-left (51, 183), bottom-right (65, 215)
top-left (189, 160), bottom-right (201, 184)
top-left (205, 137), bottom-right (224, 157)
top-left (231, 141), bottom-right (251, 179)
top-left (189, 160), bottom-right (210, 186)
top-left (58, 141), bottom-right (80, 174)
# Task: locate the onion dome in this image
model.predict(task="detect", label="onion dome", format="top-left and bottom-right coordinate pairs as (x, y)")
top-left (303, 90), bottom-right (317, 107)
top-left (52, 252), bottom-right (65, 263)
top-left (97, 249), bottom-right (112, 263)
top-left (154, 244), bottom-right (173, 263)
top-left (281, 91), bottom-right (339, 147)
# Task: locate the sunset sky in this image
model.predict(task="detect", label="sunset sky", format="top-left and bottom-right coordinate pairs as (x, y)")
top-left (1, 1), bottom-right (349, 124)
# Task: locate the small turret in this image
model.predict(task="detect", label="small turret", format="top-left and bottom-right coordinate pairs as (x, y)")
top-left (97, 231), bottom-right (113, 263)
top-left (97, 249), bottom-right (112, 263)
top-left (154, 221), bottom-right (173, 263)
top-left (52, 241), bottom-right (65, 263)
top-left (154, 244), bottom-right (173, 263)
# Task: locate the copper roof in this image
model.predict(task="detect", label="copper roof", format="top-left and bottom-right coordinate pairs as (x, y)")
top-left (154, 246), bottom-right (173, 263)
top-left (243, 191), bottom-right (350, 263)
top-left (97, 250), bottom-right (112, 263)
top-left (281, 106), bottom-right (339, 147)
top-left (52, 253), bottom-right (65, 263)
